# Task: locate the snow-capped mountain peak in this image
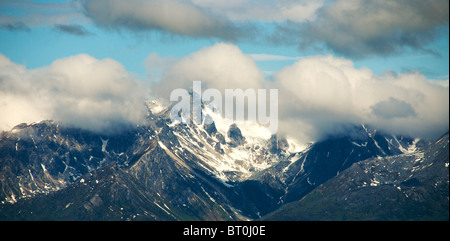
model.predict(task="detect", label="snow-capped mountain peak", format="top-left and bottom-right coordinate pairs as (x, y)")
top-left (0, 98), bottom-right (442, 221)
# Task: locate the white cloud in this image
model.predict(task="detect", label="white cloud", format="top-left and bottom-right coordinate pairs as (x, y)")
top-left (82, 0), bottom-right (247, 40)
top-left (292, 0), bottom-right (449, 57)
top-left (275, 55), bottom-right (449, 141)
top-left (0, 53), bottom-right (147, 134)
top-left (4, 44), bottom-right (445, 141)
top-left (6, 43), bottom-right (437, 143)
top-left (144, 53), bottom-right (178, 83)
top-left (80, 0), bottom-right (325, 41)
top-left (147, 44), bottom-right (449, 142)
top-left (151, 42), bottom-right (264, 98)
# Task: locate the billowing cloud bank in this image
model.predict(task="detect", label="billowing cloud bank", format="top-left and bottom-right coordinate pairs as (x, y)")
top-left (275, 55), bottom-right (449, 140)
top-left (151, 43), bottom-right (449, 142)
top-left (293, 0), bottom-right (450, 57)
top-left (151, 43), bottom-right (264, 97)
top-left (82, 0), bottom-right (248, 40)
top-left (0, 54), bottom-right (147, 134)
top-left (1, 43), bottom-right (448, 141)
top-left (2, 0), bottom-right (448, 57)
top-left (79, 0), bottom-right (449, 57)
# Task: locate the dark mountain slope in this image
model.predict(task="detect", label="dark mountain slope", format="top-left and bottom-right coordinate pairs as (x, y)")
top-left (0, 121), bottom-right (242, 221)
top-left (0, 164), bottom-right (176, 221)
top-left (253, 125), bottom-right (423, 204)
top-left (262, 133), bottom-right (449, 221)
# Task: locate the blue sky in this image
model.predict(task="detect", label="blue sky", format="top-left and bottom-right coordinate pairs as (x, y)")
top-left (0, 0), bottom-right (449, 140)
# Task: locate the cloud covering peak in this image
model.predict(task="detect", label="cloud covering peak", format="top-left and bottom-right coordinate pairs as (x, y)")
top-left (275, 55), bottom-right (449, 140)
top-left (148, 44), bottom-right (449, 142)
top-left (0, 53), bottom-right (147, 134)
top-left (151, 42), bottom-right (264, 97)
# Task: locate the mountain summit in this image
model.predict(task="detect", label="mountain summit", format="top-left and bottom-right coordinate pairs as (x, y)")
top-left (0, 101), bottom-right (447, 220)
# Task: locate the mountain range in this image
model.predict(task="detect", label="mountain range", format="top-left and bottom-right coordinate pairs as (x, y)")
top-left (0, 100), bottom-right (448, 220)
